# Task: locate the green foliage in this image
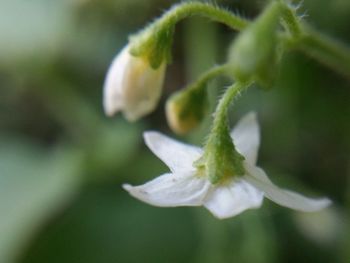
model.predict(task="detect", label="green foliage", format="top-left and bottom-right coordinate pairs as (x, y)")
top-left (0, 136), bottom-right (82, 263)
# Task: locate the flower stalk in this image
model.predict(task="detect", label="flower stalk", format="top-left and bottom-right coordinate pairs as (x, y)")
top-left (297, 25), bottom-right (350, 79)
top-left (153, 2), bottom-right (249, 32)
top-left (279, 2), bottom-right (350, 79)
top-left (279, 2), bottom-right (302, 38)
top-left (130, 2), bottom-right (249, 69)
top-left (212, 82), bottom-right (249, 131)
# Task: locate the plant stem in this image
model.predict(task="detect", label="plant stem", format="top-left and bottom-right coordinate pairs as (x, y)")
top-left (298, 25), bottom-right (350, 79)
top-left (279, 3), bottom-right (350, 79)
top-left (159, 2), bottom-right (249, 31)
top-left (212, 82), bottom-right (249, 132)
top-left (188, 64), bottom-right (231, 91)
top-left (279, 3), bottom-right (302, 37)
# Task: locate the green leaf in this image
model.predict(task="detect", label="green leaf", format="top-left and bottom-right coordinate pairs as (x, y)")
top-left (0, 135), bottom-right (82, 263)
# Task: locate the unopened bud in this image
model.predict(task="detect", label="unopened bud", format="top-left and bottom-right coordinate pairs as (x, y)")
top-left (166, 88), bottom-right (207, 135)
top-left (103, 44), bottom-right (166, 121)
top-left (229, 2), bottom-right (281, 83)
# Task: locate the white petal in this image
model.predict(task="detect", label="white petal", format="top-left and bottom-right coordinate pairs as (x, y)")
top-left (123, 172), bottom-right (210, 207)
top-left (143, 131), bottom-right (203, 172)
top-left (245, 164), bottom-right (332, 212)
top-left (103, 45), bottom-right (166, 121)
top-left (103, 46), bottom-right (129, 116)
top-left (122, 62), bottom-right (166, 121)
top-left (204, 179), bottom-right (263, 219)
top-left (231, 112), bottom-right (260, 165)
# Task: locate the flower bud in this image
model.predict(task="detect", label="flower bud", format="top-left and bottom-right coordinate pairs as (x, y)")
top-left (228, 2), bottom-right (281, 83)
top-left (103, 45), bottom-right (166, 121)
top-left (166, 87), bottom-right (207, 135)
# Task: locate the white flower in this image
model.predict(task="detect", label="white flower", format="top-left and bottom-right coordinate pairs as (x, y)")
top-left (103, 45), bottom-right (166, 121)
top-left (123, 113), bottom-right (331, 219)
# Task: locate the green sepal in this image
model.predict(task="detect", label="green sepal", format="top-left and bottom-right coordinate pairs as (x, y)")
top-left (129, 23), bottom-right (174, 69)
top-left (196, 120), bottom-right (245, 184)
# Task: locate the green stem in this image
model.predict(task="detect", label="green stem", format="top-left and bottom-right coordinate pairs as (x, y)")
top-left (212, 82), bottom-right (248, 131)
top-left (279, 3), bottom-right (350, 79)
top-left (188, 63), bottom-right (231, 92)
top-left (279, 3), bottom-right (302, 37)
top-left (131, 2), bottom-right (249, 68)
top-left (298, 25), bottom-right (350, 79)
top-left (158, 2), bottom-right (249, 31)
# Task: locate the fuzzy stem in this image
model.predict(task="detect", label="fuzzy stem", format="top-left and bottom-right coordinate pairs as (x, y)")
top-left (157, 2), bottom-right (249, 31)
top-left (298, 25), bottom-right (350, 79)
top-left (188, 63), bottom-right (231, 91)
top-left (212, 82), bottom-right (248, 131)
top-left (279, 3), bottom-right (350, 79)
top-left (279, 3), bottom-right (302, 37)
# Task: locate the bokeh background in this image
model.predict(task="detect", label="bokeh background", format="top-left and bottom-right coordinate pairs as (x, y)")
top-left (1, 0), bottom-right (349, 262)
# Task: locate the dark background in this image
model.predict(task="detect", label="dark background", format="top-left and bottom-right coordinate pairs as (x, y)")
top-left (0, 0), bottom-right (349, 262)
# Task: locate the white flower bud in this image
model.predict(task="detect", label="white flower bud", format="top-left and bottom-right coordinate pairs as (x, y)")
top-left (103, 45), bottom-right (166, 121)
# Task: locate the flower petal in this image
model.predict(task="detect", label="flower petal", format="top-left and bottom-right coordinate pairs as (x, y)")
top-left (231, 112), bottom-right (260, 165)
top-left (245, 164), bottom-right (332, 212)
top-left (103, 45), bottom-right (166, 121)
top-left (122, 61), bottom-right (166, 121)
top-left (143, 131), bottom-right (203, 172)
top-left (103, 46), bottom-right (129, 116)
top-left (203, 179), bottom-right (263, 219)
top-left (123, 172), bottom-right (210, 207)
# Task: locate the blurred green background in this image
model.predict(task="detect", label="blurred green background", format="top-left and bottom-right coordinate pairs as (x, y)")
top-left (0, 0), bottom-right (349, 262)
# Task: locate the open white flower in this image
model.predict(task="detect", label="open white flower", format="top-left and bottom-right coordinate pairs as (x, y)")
top-left (103, 45), bottom-right (166, 121)
top-left (123, 113), bottom-right (331, 219)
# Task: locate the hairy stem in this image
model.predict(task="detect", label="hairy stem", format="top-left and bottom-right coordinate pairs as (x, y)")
top-left (279, 3), bottom-right (350, 79)
top-left (212, 82), bottom-right (249, 131)
top-left (158, 2), bottom-right (249, 31)
top-left (279, 3), bottom-right (302, 37)
top-left (298, 25), bottom-right (350, 79)
top-left (187, 63), bottom-right (231, 91)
